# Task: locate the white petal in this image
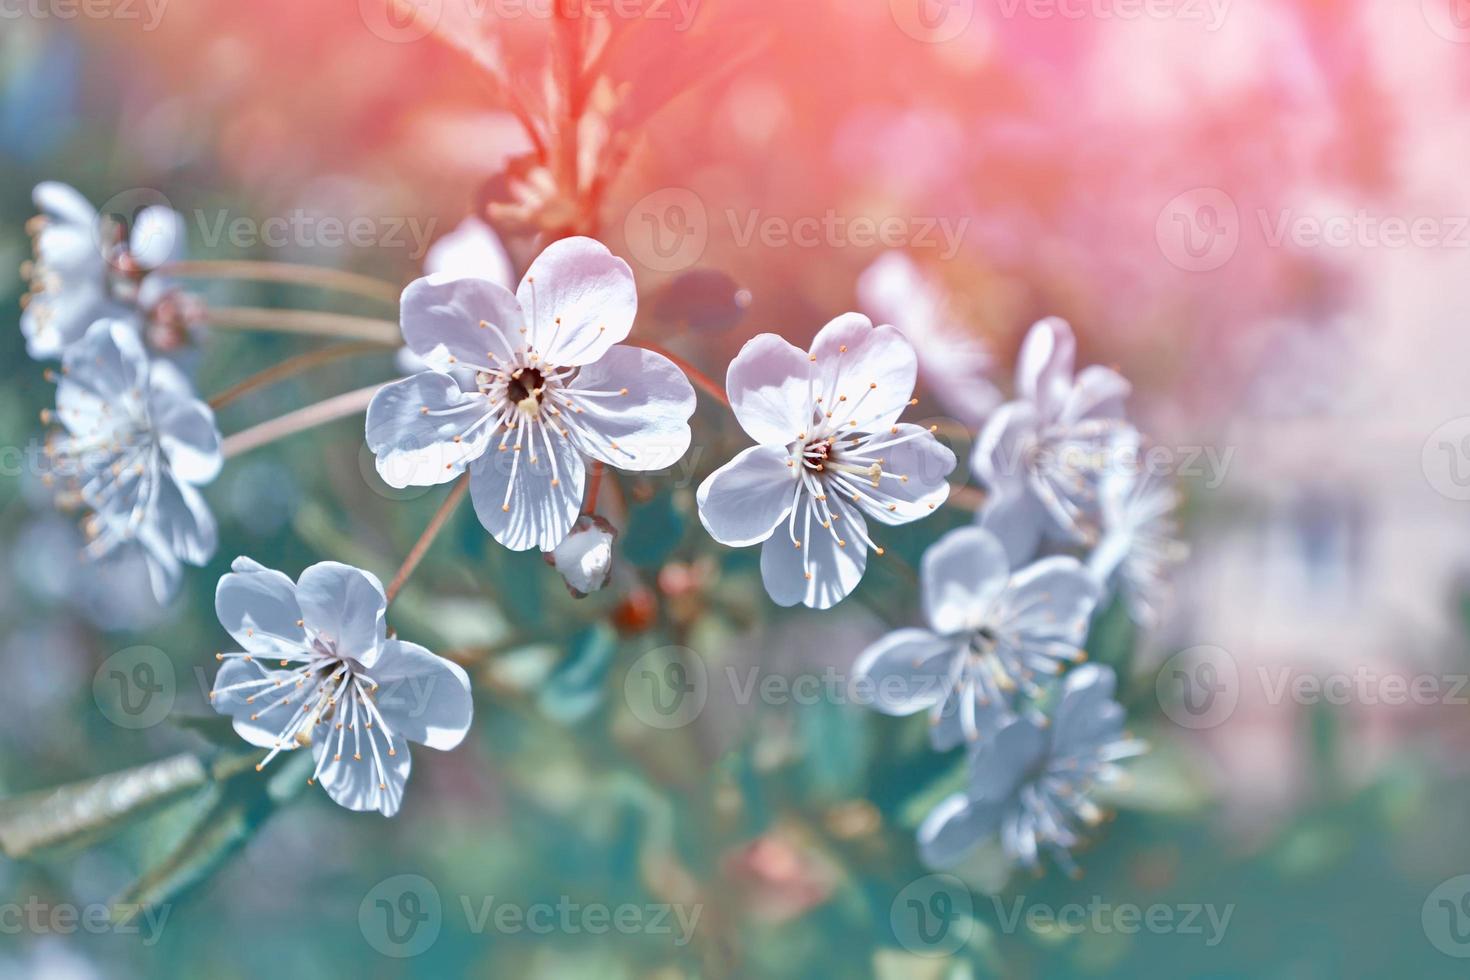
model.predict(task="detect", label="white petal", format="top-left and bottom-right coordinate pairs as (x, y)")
top-left (918, 793), bottom-right (1002, 869)
top-left (971, 717), bottom-right (1048, 801)
top-left (1059, 365), bottom-right (1130, 425)
top-left (215, 557), bottom-right (306, 656)
top-left (33, 181), bottom-right (97, 226)
top-left (399, 274), bottom-right (524, 368)
top-left (1015, 316), bottom-right (1075, 422)
top-left (562, 346), bottom-right (695, 472)
top-left (976, 487), bottom-right (1047, 568)
top-left (851, 423), bottom-right (955, 526)
top-left (366, 372), bottom-right (497, 488)
top-left (424, 216), bottom-right (514, 287)
top-left (129, 206), bottom-right (185, 269)
top-left (149, 361), bottom-right (222, 484)
top-left (142, 473), bottom-right (217, 567)
top-left (759, 496), bottom-right (868, 609)
top-left (516, 236), bottom-right (636, 367)
top-left (295, 562), bottom-right (388, 666)
top-left (60, 318), bottom-right (148, 397)
top-left (695, 444), bottom-right (798, 547)
top-left (809, 313), bottom-right (918, 432)
top-left (1005, 556), bottom-right (1100, 650)
top-left (468, 425), bottom-right (585, 551)
top-left (371, 640), bottom-right (474, 750)
top-left (315, 735), bottom-right (411, 817)
top-left (921, 526), bottom-right (1010, 635)
top-left (851, 628), bottom-right (955, 715)
top-left (725, 332), bottom-right (814, 445)
top-left (211, 660), bottom-right (302, 749)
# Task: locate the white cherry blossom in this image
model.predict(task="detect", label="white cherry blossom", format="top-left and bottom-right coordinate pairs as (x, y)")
top-left (367, 236), bottom-right (695, 552)
top-left (697, 313), bottom-right (956, 610)
top-left (43, 319), bottom-right (220, 602)
top-left (972, 317), bottom-right (1138, 564)
top-left (209, 558), bottom-right (473, 817)
top-left (21, 182), bottom-right (187, 360)
top-left (1088, 469), bottom-right (1187, 628)
top-left (853, 526), bottom-right (1100, 747)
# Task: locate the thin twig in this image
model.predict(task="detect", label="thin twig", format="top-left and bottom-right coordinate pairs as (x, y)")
top-left (582, 460), bottom-right (604, 515)
top-left (205, 307), bottom-right (401, 345)
top-left (221, 383), bottom-right (383, 459)
top-left (208, 343), bottom-right (382, 410)
top-left (946, 485), bottom-right (986, 511)
top-left (385, 475), bottom-right (471, 604)
top-left (160, 260), bottom-right (400, 305)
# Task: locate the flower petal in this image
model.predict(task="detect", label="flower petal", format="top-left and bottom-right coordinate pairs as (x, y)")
top-left (33, 181), bottom-right (97, 226)
top-left (971, 716), bottom-right (1048, 801)
top-left (468, 425), bottom-right (586, 551)
top-left (149, 361), bottom-right (221, 484)
top-left (921, 526), bottom-right (1011, 635)
top-left (759, 496), bottom-right (868, 609)
top-left (143, 472), bottom-right (217, 567)
top-left (850, 423), bottom-right (955, 526)
top-left (371, 640), bottom-right (474, 751)
top-left (1015, 317), bottom-right (1075, 422)
top-left (1005, 556), bottom-right (1100, 651)
top-left (314, 735), bottom-right (411, 817)
top-left (366, 372), bottom-right (497, 489)
top-left (562, 346), bottom-right (695, 472)
top-left (59, 319), bottom-right (148, 401)
top-left (129, 206), bottom-right (185, 269)
top-left (295, 562), bottom-right (388, 666)
top-left (516, 236), bottom-right (636, 366)
top-left (918, 792), bottom-right (1004, 869)
top-left (851, 628), bottom-right (955, 715)
top-left (215, 556), bottom-right (307, 656)
top-left (399, 274), bottom-right (524, 368)
top-left (976, 487), bottom-right (1047, 568)
top-left (211, 659), bottom-right (301, 749)
top-left (424, 216), bottom-right (514, 287)
top-left (695, 444), bottom-right (798, 547)
top-left (1060, 365), bottom-right (1129, 424)
top-left (809, 313), bottom-right (917, 432)
top-left (725, 333), bottom-right (814, 445)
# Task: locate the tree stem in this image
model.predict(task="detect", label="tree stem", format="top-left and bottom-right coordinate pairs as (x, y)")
top-left (221, 383), bottom-right (383, 459)
top-left (385, 475), bottom-right (471, 604)
top-left (160, 260), bottom-right (400, 305)
top-left (208, 343), bottom-right (383, 410)
top-left (205, 306), bottom-right (401, 345)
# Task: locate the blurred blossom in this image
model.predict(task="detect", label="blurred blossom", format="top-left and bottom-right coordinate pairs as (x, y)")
top-left (856, 251), bottom-right (1000, 428)
top-left (1088, 469), bottom-right (1188, 630)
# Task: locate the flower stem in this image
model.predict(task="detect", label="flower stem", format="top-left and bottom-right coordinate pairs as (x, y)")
top-left (208, 343), bottom-right (383, 410)
top-left (160, 260), bottom-right (400, 305)
top-left (582, 460), bottom-right (604, 515)
top-left (641, 342), bottom-right (729, 408)
top-left (385, 474), bottom-right (471, 604)
top-left (221, 383), bottom-right (383, 459)
top-left (205, 306), bottom-right (401, 345)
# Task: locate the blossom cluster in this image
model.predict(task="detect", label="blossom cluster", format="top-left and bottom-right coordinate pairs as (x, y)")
top-left (18, 183), bottom-right (1183, 875)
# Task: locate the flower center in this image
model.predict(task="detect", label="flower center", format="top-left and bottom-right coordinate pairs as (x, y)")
top-left (506, 366), bottom-right (547, 415)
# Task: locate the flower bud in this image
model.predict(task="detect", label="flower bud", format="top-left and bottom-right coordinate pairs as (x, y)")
top-left (545, 515), bottom-right (617, 598)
